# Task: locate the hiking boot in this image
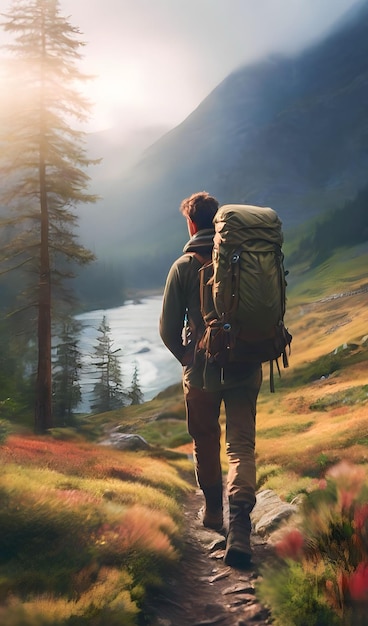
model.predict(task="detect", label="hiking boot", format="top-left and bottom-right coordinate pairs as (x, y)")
top-left (200, 481), bottom-right (224, 531)
top-left (199, 505), bottom-right (224, 531)
top-left (224, 502), bottom-right (253, 569)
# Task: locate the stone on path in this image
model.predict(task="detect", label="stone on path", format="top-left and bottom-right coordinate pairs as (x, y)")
top-left (251, 489), bottom-right (299, 541)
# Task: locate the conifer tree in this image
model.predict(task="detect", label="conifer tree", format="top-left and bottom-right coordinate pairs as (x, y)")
top-left (0, 1), bottom-right (98, 432)
top-left (0, 317), bottom-right (32, 421)
top-left (91, 316), bottom-right (125, 413)
top-left (128, 363), bottom-right (144, 405)
top-left (52, 318), bottom-right (82, 425)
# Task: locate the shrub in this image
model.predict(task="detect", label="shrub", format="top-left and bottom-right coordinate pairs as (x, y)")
top-left (0, 434), bottom-right (189, 624)
top-left (258, 461), bottom-right (368, 625)
top-left (0, 419), bottom-right (10, 444)
top-left (0, 568), bottom-right (139, 626)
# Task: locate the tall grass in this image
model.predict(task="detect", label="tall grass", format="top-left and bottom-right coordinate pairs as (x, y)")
top-left (0, 247), bottom-right (366, 624)
top-left (258, 462), bottom-right (368, 626)
top-left (0, 436), bottom-right (191, 625)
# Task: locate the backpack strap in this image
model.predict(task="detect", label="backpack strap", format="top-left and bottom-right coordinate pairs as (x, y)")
top-left (270, 361), bottom-right (275, 393)
top-left (186, 252), bottom-right (213, 323)
top-left (187, 251), bottom-right (210, 266)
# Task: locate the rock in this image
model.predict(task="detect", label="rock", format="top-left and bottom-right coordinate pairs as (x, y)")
top-left (252, 490), bottom-right (283, 522)
top-left (192, 614), bottom-right (227, 625)
top-left (290, 493), bottom-right (306, 507)
top-left (333, 342), bottom-right (359, 354)
top-left (239, 605), bottom-right (271, 623)
top-left (222, 583), bottom-right (255, 596)
top-left (254, 504), bottom-right (298, 538)
top-left (251, 489), bottom-right (298, 540)
top-left (208, 571), bottom-right (231, 583)
top-left (100, 432), bottom-right (150, 451)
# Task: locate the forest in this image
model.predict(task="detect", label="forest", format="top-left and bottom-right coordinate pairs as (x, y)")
top-left (0, 0), bottom-right (141, 433)
top-left (287, 187), bottom-right (368, 268)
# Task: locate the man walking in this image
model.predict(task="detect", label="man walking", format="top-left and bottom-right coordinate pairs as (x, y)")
top-left (159, 191), bottom-right (262, 569)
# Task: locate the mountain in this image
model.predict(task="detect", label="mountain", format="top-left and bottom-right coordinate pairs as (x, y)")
top-left (79, 0), bottom-right (368, 289)
top-left (86, 124), bottom-right (171, 183)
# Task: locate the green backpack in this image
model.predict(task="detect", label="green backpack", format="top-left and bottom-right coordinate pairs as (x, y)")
top-left (197, 204), bottom-right (292, 391)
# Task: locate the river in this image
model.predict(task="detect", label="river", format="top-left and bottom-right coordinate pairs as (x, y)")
top-left (75, 295), bottom-right (182, 412)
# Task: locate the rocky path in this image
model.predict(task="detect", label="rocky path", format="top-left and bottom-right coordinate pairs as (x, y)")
top-left (143, 488), bottom-right (288, 626)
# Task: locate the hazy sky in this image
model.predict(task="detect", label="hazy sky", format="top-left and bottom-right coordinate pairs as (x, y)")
top-left (0, 0), bottom-right (362, 132)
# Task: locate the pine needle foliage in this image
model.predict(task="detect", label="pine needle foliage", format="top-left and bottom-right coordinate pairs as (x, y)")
top-left (128, 363), bottom-right (144, 406)
top-left (0, 0), bottom-right (99, 431)
top-left (91, 316), bottom-right (125, 413)
top-left (52, 317), bottom-right (82, 425)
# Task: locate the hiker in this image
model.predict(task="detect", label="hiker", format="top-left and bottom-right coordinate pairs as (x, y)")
top-left (159, 191), bottom-right (263, 569)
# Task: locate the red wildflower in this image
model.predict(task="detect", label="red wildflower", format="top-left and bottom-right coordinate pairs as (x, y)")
top-left (348, 563), bottom-right (368, 602)
top-left (354, 504), bottom-right (368, 533)
top-left (340, 488), bottom-right (354, 511)
top-left (275, 529), bottom-right (304, 560)
top-left (327, 461), bottom-right (366, 507)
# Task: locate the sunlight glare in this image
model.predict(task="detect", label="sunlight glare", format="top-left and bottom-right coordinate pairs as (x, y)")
top-left (82, 62), bottom-right (147, 132)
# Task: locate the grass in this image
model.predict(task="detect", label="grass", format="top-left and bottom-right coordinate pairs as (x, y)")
top-left (257, 461), bottom-right (368, 625)
top-left (0, 435), bottom-right (193, 625)
top-left (137, 419), bottom-right (192, 448)
top-left (309, 385), bottom-right (368, 410)
top-left (0, 246), bottom-right (367, 624)
top-left (286, 248), bottom-right (368, 305)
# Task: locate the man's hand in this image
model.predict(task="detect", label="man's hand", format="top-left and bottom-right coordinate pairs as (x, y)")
top-left (181, 345), bottom-right (194, 366)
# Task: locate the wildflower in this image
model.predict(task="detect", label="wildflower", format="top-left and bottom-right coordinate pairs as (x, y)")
top-left (354, 504), bottom-right (368, 533)
top-left (275, 529), bottom-right (304, 560)
top-left (327, 462), bottom-right (365, 502)
top-left (325, 578), bottom-right (344, 612)
top-left (337, 569), bottom-right (350, 599)
top-left (348, 562), bottom-right (368, 602)
top-left (340, 488), bottom-right (354, 511)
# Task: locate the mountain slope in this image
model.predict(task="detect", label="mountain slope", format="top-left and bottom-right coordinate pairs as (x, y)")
top-left (80, 0), bottom-right (368, 288)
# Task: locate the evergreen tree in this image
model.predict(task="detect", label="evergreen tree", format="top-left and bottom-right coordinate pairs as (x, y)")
top-left (128, 363), bottom-right (144, 405)
top-left (0, 0), bottom-right (98, 432)
top-left (0, 317), bottom-right (34, 423)
top-left (52, 318), bottom-right (82, 426)
top-left (91, 316), bottom-right (125, 413)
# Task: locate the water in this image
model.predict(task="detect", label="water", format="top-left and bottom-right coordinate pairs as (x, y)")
top-left (75, 296), bottom-right (182, 412)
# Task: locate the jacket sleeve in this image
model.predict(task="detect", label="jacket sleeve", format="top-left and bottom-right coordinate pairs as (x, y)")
top-left (159, 258), bottom-right (188, 363)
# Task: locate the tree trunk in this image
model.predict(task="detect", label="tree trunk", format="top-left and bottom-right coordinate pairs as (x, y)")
top-left (35, 154), bottom-right (52, 432)
top-left (34, 20), bottom-right (52, 433)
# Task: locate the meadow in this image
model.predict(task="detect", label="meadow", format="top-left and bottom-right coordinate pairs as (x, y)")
top-left (0, 246), bottom-right (367, 625)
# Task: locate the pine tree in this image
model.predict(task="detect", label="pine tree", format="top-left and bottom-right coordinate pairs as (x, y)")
top-left (0, 317), bottom-right (33, 422)
top-left (52, 318), bottom-right (82, 426)
top-left (91, 316), bottom-right (125, 413)
top-left (0, 1), bottom-right (98, 432)
top-left (128, 363), bottom-right (144, 405)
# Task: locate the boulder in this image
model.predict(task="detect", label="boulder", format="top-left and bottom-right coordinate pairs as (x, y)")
top-left (251, 489), bottom-right (299, 540)
top-left (100, 432), bottom-right (150, 451)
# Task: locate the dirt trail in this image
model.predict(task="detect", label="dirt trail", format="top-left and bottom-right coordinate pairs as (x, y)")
top-left (144, 489), bottom-right (274, 626)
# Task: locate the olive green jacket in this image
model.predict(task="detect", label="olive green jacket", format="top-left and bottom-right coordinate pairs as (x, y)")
top-left (159, 230), bottom-right (259, 391)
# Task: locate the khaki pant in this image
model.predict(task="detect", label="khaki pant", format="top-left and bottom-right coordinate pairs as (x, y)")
top-left (183, 366), bottom-right (262, 507)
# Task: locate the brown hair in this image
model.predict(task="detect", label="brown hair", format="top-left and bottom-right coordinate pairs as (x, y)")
top-left (179, 191), bottom-right (219, 230)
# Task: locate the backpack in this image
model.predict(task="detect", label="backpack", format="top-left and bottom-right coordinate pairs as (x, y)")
top-left (196, 204), bottom-right (292, 391)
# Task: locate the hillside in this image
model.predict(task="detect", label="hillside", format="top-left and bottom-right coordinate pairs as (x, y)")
top-left (77, 0), bottom-right (368, 289)
top-left (0, 242), bottom-right (367, 624)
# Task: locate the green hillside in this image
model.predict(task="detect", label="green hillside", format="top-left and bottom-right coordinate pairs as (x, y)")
top-left (284, 185), bottom-right (368, 272)
top-left (0, 241), bottom-right (367, 624)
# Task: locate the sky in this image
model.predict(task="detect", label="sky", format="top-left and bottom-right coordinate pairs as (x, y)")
top-left (0, 0), bottom-right (362, 133)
